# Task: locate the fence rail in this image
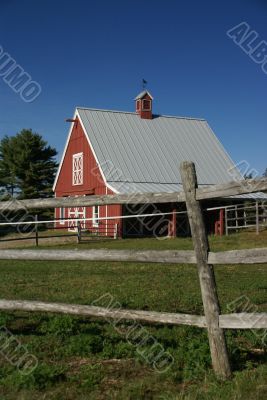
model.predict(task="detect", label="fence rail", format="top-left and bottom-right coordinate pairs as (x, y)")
top-left (0, 176), bottom-right (267, 211)
top-left (225, 202), bottom-right (267, 235)
top-left (1, 247), bottom-right (267, 264)
top-left (1, 162), bottom-right (267, 380)
top-left (0, 300), bottom-right (266, 330)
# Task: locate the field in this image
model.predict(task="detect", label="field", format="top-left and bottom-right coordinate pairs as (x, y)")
top-left (0, 231), bottom-right (266, 399)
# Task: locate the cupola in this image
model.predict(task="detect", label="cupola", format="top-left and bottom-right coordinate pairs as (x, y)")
top-left (135, 90), bottom-right (153, 119)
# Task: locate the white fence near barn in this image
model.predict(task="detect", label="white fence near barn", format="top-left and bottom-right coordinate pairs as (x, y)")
top-left (225, 201), bottom-right (267, 235)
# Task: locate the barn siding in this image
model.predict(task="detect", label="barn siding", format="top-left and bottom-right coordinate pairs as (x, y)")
top-left (54, 119), bottom-right (122, 236)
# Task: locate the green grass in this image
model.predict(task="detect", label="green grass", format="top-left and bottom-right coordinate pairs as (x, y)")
top-left (0, 231), bottom-right (266, 399)
top-left (28, 228), bottom-right (267, 251)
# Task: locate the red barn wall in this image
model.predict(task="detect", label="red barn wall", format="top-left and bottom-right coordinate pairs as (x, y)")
top-left (54, 118), bottom-right (122, 236)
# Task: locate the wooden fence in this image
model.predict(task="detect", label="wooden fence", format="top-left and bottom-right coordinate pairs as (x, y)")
top-left (225, 201), bottom-right (267, 235)
top-left (0, 161), bottom-right (267, 379)
top-left (0, 219), bottom-right (118, 246)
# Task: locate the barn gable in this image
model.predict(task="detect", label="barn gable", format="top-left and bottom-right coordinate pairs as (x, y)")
top-left (53, 114), bottom-right (107, 197)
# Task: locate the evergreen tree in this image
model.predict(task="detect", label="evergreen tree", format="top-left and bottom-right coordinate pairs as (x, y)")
top-left (0, 129), bottom-right (58, 199)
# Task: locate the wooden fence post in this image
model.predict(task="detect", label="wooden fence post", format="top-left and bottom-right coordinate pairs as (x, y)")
top-left (114, 223), bottom-right (118, 239)
top-left (77, 221), bottom-right (81, 244)
top-left (35, 214), bottom-right (39, 247)
top-left (180, 161), bottom-right (231, 379)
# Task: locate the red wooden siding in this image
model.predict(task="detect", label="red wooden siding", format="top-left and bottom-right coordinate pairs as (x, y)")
top-left (136, 93), bottom-right (153, 119)
top-left (54, 118), bottom-right (122, 236)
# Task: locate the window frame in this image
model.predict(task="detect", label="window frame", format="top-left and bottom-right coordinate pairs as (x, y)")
top-left (92, 205), bottom-right (99, 227)
top-left (72, 152), bottom-right (83, 186)
top-left (142, 99), bottom-right (151, 111)
top-left (59, 206), bottom-right (65, 225)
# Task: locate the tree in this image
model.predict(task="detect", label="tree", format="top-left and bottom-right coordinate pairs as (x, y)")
top-left (0, 129), bottom-right (58, 199)
top-left (244, 172), bottom-right (254, 179)
top-left (263, 169), bottom-right (267, 177)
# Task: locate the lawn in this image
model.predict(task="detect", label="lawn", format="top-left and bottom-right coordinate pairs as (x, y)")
top-left (0, 231), bottom-right (266, 399)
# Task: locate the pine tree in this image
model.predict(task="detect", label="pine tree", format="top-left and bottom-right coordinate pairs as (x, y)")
top-left (0, 129), bottom-right (58, 199)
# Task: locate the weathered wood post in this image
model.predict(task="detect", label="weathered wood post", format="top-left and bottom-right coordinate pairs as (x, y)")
top-left (114, 223), bottom-right (118, 239)
top-left (180, 161), bottom-right (231, 379)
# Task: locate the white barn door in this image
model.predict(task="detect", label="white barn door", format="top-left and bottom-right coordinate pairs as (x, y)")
top-left (68, 206), bottom-right (86, 232)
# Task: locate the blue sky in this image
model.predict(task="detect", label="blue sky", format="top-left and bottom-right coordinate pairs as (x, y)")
top-left (0, 0), bottom-right (266, 175)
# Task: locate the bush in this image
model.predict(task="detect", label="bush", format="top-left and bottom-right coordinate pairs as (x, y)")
top-left (1, 363), bottom-right (66, 390)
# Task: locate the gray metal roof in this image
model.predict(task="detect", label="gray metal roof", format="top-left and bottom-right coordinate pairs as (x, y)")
top-left (108, 181), bottom-right (184, 194)
top-left (77, 107), bottom-right (245, 194)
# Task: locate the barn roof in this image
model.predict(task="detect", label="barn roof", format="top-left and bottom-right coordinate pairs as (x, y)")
top-left (75, 107), bottom-right (243, 194)
top-left (134, 90), bottom-right (154, 100)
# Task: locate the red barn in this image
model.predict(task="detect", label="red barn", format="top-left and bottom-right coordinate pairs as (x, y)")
top-left (53, 91), bottom-right (248, 237)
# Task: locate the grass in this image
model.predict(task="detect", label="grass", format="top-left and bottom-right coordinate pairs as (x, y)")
top-left (0, 231), bottom-right (266, 399)
top-left (30, 228), bottom-right (267, 251)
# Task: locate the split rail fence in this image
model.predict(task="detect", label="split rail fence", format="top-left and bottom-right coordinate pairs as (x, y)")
top-left (0, 161), bottom-right (267, 379)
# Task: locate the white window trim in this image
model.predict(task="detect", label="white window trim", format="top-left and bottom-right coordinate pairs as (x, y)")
top-left (92, 205), bottom-right (99, 227)
top-left (72, 152), bottom-right (83, 186)
top-left (59, 207), bottom-right (65, 225)
top-left (142, 99), bottom-right (151, 111)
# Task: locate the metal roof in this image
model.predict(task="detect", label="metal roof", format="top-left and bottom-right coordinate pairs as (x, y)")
top-left (77, 107), bottom-right (245, 194)
top-left (108, 181), bottom-right (184, 194)
top-left (105, 182), bottom-right (267, 200)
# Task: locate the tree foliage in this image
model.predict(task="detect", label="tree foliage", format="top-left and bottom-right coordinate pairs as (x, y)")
top-left (0, 129), bottom-right (58, 199)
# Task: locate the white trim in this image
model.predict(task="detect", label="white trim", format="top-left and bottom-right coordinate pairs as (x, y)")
top-left (136, 99), bottom-right (141, 111)
top-left (59, 207), bottom-right (65, 225)
top-left (53, 110), bottom-right (78, 191)
top-left (76, 110), bottom-right (120, 194)
top-left (68, 196), bottom-right (86, 232)
top-left (72, 152), bottom-right (83, 186)
top-left (142, 99), bottom-right (151, 111)
top-left (92, 205), bottom-right (99, 227)
top-left (53, 110), bottom-right (120, 195)
top-left (134, 90), bottom-right (154, 100)
top-left (106, 182), bottom-right (119, 194)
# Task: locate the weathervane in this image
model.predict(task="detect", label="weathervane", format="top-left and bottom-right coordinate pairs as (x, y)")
top-left (142, 79), bottom-right (148, 90)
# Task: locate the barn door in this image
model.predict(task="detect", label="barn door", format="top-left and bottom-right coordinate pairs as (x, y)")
top-left (68, 206), bottom-right (86, 232)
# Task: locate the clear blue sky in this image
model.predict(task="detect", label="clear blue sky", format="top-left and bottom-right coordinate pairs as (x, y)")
top-left (0, 0), bottom-right (266, 175)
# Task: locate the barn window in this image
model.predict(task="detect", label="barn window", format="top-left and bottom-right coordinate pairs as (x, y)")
top-left (92, 205), bottom-right (99, 227)
top-left (59, 207), bottom-right (65, 224)
top-left (142, 99), bottom-right (151, 111)
top-left (72, 152), bottom-right (83, 185)
top-left (136, 100), bottom-right (141, 110)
